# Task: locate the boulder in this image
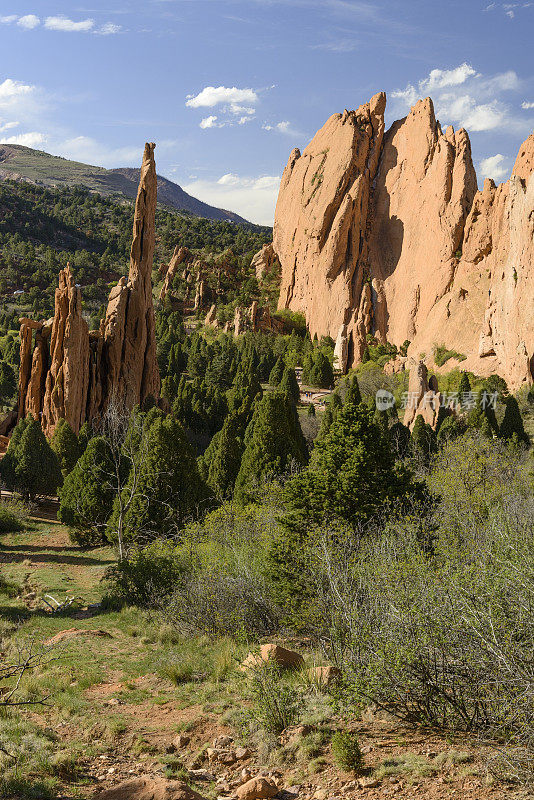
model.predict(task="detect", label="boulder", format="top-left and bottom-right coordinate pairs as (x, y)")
top-left (241, 644), bottom-right (304, 671)
top-left (308, 665), bottom-right (341, 686)
top-left (251, 242), bottom-right (279, 281)
top-left (236, 776), bottom-right (278, 800)
top-left (94, 777), bottom-right (207, 800)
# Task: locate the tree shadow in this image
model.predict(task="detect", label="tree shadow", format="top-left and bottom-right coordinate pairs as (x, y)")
top-left (0, 546), bottom-right (115, 567)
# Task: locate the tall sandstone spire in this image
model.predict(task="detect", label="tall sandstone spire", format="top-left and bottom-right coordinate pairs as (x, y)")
top-left (14, 143), bottom-right (161, 437)
top-left (102, 142), bottom-right (160, 410)
top-left (274, 93), bottom-right (534, 388)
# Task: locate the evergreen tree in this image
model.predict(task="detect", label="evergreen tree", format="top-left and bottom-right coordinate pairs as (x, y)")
top-left (308, 351), bottom-right (334, 389)
top-left (77, 422), bottom-right (92, 456)
top-left (268, 356), bottom-right (285, 387)
top-left (108, 415), bottom-right (208, 541)
top-left (199, 413), bottom-right (246, 499)
top-left (410, 415), bottom-right (437, 462)
top-left (284, 400), bottom-right (421, 527)
top-left (0, 360), bottom-right (16, 405)
top-left (307, 402), bottom-right (316, 417)
top-left (51, 418), bottom-right (80, 476)
top-left (58, 436), bottom-right (115, 546)
top-left (344, 375), bottom-right (362, 405)
top-left (457, 371), bottom-right (471, 398)
top-left (388, 420), bottom-right (411, 458)
top-left (500, 396), bottom-right (529, 445)
top-left (318, 393), bottom-right (342, 438)
top-left (0, 416), bottom-right (28, 492)
top-left (13, 416), bottom-right (62, 499)
top-left (437, 415), bottom-right (465, 443)
top-left (234, 391), bottom-right (307, 504)
top-left (279, 365), bottom-right (300, 405)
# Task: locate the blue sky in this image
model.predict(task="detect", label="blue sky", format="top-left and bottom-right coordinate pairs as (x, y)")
top-left (0, 0), bottom-right (533, 224)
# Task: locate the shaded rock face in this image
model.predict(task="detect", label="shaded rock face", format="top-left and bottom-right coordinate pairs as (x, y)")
top-left (274, 94), bottom-right (534, 388)
top-left (251, 242), bottom-right (279, 281)
top-left (16, 143), bottom-right (161, 437)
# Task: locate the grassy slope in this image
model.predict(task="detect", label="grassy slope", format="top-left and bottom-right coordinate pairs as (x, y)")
top-left (0, 144), bottom-right (247, 222)
top-left (0, 520), bottom-right (521, 800)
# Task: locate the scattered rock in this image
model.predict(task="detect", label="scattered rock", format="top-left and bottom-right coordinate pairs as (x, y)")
top-left (235, 747), bottom-right (251, 761)
top-left (307, 666), bottom-right (341, 687)
top-left (172, 734), bottom-right (191, 750)
top-left (241, 644), bottom-right (304, 672)
top-left (236, 776), bottom-right (278, 800)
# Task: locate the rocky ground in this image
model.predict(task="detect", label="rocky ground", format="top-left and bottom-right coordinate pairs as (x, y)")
top-left (0, 523), bottom-right (529, 800)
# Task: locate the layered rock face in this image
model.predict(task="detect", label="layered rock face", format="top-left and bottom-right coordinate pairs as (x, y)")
top-left (16, 143), bottom-right (160, 436)
top-left (274, 95), bottom-right (534, 388)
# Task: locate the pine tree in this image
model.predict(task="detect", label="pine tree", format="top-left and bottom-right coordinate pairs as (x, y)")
top-left (51, 418), bottom-right (80, 476)
top-left (279, 366), bottom-right (300, 405)
top-left (457, 371), bottom-right (471, 398)
top-left (410, 415), bottom-right (437, 462)
top-left (77, 422), bottom-right (92, 456)
top-left (318, 393), bottom-right (343, 438)
top-left (308, 351), bottom-right (334, 389)
top-left (14, 416), bottom-right (63, 500)
top-left (500, 396), bottom-right (529, 445)
top-left (0, 416), bottom-right (28, 492)
top-left (307, 402), bottom-right (316, 417)
top-left (108, 415), bottom-right (208, 542)
top-left (344, 375), bottom-right (362, 405)
top-left (200, 413), bottom-right (246, 499)
top-left (268, 356), bottom-right (285, 387)
top-left (234, 391), bottom-right (307, 504)
top-left (285, 399), bottom-right (421, 527)
top-left (58, 436), bottom-right (115, 546)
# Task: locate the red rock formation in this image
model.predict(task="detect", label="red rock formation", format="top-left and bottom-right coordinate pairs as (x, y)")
top-left (159, 246), bottom-right (192, 301)
top-left (251, 242), bottom-right (279, 281)
top-left (100, 142), bottom-right (160, 410)
top-left (14, 143), bottom-right (161, 437)
top-left (40, 266), bottom-right (90, 436)
top-left (274, 94), bottom-right (534, 388)
top-left (403, 361), bottom-right (443, 429)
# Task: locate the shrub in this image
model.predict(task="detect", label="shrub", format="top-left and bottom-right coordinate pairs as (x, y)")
top-left (434, 345), bottom-right (467, 367)
top-left (103, 540), bottom-right (191, 609)
top-left (248, 660), bottom-right (302, 734)
top-left (331, 731), bottom-right (363, 771)
top-left (0, 499), bottom-right (29, 532)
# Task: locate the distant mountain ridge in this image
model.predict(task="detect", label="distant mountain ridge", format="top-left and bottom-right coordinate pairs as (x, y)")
top-left (0, 144), bottom-right (249, 224)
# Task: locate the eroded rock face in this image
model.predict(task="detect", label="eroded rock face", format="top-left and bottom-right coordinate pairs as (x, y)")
top-left (102, 142), bottom-right (160, 410)
top-left (159, 246), bottom-right (192, 301)
top-left (251, 242), bottom-right (279, 281)
top-left (15, 143), bottom-right (161, 437)
top-left (403, 360), bottom-right (443, 430)
top-left (275, 94), bottom-right (534, 388)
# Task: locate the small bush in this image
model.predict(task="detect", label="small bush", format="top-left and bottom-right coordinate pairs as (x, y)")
top-left (0, 499), bottom-right (29, 532)
top-left (248, 660), bottom-right (302, 735)
top-left (434, 344), bottom-right (467, 367)
top-left (331, 731), bottom-right (363, 771)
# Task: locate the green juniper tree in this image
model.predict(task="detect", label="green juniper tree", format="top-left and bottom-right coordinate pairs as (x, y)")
top-left (51, 418), bottom-right (80, 476)
top-left (58, 436), bottom-right (116, 545)
top-left (10, 416), bottom-right (62, 500)
top-left (234, 391), bottom-right (307, 505)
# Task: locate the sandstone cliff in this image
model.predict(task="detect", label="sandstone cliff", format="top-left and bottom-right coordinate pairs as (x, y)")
top-left (274, 95), bottom-right (534, 388)
top-left (15, 143), bottom-right (161, 437)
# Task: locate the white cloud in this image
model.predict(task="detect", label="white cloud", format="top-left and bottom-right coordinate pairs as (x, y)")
top-left (184, 173), bottom-right (281, 225)
top-left (391, 63), bottom-right (525, 134)
top-left (96, 23), bottom-right (122, 35)
top-left (186, 86), bottom-right (258, 109)
top-left (522, 100), bottom-right (534, 109)
top-left (199, 115), bottom-right (220, 129)
top-left (17, 14), bottom-right (40, 29)
top-left (0, 120), bottom-right (19, 132)
top-left (44, 16), bottom-right (95, 33)
top-left (479, 154), bottom-right (509, 181)
top-left (0, 15), bottom-right (18, 24)
top-left (0, 79), bottom-right (35, 103)
top-left (0, 131), bottom-right (46, 147)
top-left (262, 120), bottom-right (298, 135)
